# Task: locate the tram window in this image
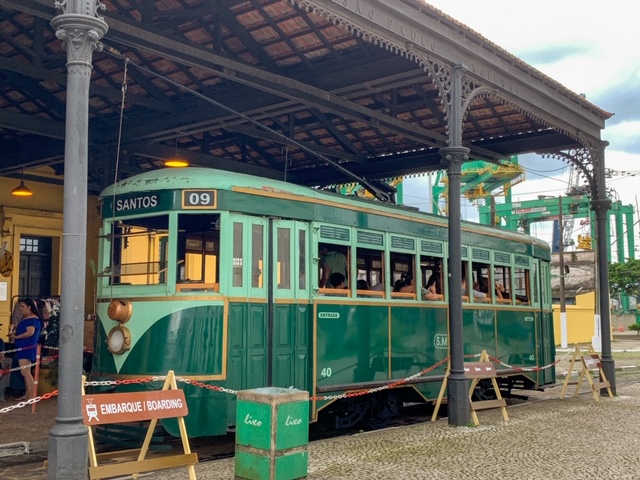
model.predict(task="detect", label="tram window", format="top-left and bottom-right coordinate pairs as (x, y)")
top-left (532, 268), bottom-right (539, 305)
top-left (177, 214), bottom-right (220, 289)
top-left (494, 265), bottom-right (512, 304)
top-left (298, 230), bottom-right (306, 290)
top-left (472, 262), bottom-right (491, 303)
top-left (277, 227), bottom-right (291, 289)
top-left (108, 215), bottom-right (169, 286)
top-left (318, 243), bottom-right (349, 289)
top-left (514, 268), bottom-right (530, 304)
top-left (420, 256), bottom-right (443, 300)
top-left (252, 224), bottom-right (264, 288)
top-left (233, 222), bottom-right (243, 287)
top-left (391, 253), bottom-right (416, 297)
top-left (357, 248), bottom-right (384, 297)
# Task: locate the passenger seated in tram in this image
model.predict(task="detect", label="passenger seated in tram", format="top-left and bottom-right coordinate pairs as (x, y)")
top-left (357, 279), bottom-right (369, 290)
top-left (398, 272), bottom-right (415, 293)
top-left (329, 272), bottom-right (346, 289)
top-left (422, 273), bottom-right (441, 300)
top-left (462, 277), bottom-right (486, 299)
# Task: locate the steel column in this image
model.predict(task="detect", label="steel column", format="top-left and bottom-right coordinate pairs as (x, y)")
top-left (49, 2), bottom-right (108, 479)
top-left (592, 144), bottom-right (615, 394)
top-left (441, 64), bottom-right (470, 426)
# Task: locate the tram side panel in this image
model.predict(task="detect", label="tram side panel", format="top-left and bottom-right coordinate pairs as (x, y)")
top-left (315, 303), bottom-right (389, 391)
top-left (390, 304), bottom-right (449, 400)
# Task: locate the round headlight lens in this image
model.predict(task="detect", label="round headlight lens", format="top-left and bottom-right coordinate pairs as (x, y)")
top-left (107, 325), bottom-right (131, 355)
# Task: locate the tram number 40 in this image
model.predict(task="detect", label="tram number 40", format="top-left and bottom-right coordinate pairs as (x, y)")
top-left (182, 190), bottom-right (216, 208)
top-left (320, 367), bottom-right (332, 378)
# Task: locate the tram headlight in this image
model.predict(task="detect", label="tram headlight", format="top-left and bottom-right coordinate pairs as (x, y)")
top-left (107, 325), bottom-right (131, 355)
top-left (107, 299), bottom-right (133, 323)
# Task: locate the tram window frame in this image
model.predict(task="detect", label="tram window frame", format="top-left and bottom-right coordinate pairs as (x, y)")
top-left (176, 213), bottom-right (221, 292)
top-left (106, 215), bottom-right (169, 286)
top-left (420, 256), bottom-right (444, 301)
top-left (317, 242), bottom-right (350, 294)
top-left (390, 252), bottom-right (417, 300)
top-left (356, 247), bottom-right (385, 298)
top-left (513, 267), bottom-right (531, 305)
top-left (232, 222), bottom-right (244, 288)
top-left (298, 228), bottom-right (307, 292)
top-left (251, 223), bottom-right (265, 290)
top-left (276, 226), bottom-right (292, 289)
top-left (494, 265), bottom-right (512, 305)
top-left (471, 262), bottom-right (492, 303)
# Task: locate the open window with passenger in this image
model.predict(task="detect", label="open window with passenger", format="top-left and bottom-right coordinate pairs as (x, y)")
top-left (176, 213), bottom-right (220, 292)
top-left (420, 256), bottom-right (443, 301)
top-left (105, 215), bottom-right (169, 286)
top-left (494, 265), bottom-right (512, 304)
top-left (356, 247), bottom-right (385, 298)
top-left (318, 242), bottom-right (350, 295)
top-left (390, 252), bottom-right (416, 299)
top-left (470, 261), bottom-right (491, 303)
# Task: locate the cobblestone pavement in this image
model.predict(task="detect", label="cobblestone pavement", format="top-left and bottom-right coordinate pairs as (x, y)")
top-left (3, 335), bottom-right (640, 479)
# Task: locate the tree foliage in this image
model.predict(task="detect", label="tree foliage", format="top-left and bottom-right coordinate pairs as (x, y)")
top-left (609, 259), bottom-right (640, 298)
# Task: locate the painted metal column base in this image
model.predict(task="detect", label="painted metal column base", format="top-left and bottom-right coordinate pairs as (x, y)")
top-left (447, 374), bottom-right (470, 426)
top-left (600, 357), bottom-right (616, 395)
top-left (48, 421), bottom-right (88, 480)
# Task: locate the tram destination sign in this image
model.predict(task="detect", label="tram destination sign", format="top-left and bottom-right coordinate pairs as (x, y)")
top-left (102, 191), bottom-right (172, 218)
top-left (82, 389), bottom-right (188, 425)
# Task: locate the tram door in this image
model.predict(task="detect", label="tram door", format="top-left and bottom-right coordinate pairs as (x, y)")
top-left (536, 260), bottom-right (555, 385)
top-left (270, 220), bottom-right (310, 390)
top-left (18, 236), bottom-right (52, 297)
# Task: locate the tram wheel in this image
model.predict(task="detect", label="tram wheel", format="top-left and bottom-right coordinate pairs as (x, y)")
top-left (362, 392), bottom-right (398, 430)
top-left (472, 379), bottom-right (497, 401)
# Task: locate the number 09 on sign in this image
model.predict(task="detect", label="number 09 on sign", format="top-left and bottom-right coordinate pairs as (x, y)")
top-left (182, 189), bottom-right (217, 208)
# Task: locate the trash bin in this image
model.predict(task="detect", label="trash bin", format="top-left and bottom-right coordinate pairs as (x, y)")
top-left (235, 387), bottom-right (309, 480)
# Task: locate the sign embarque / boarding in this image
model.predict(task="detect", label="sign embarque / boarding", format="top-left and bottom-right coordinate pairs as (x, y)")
top-left (83, 390), bottom-right (188, 425)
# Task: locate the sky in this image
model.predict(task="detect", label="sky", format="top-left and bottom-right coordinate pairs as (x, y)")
top-left (402, 0), bottom-right (640, 257)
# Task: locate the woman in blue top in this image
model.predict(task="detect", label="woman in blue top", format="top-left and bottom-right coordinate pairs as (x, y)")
top-left (10, 299), bottom-right (42, 401)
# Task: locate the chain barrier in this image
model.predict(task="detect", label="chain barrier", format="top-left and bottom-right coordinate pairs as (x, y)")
top-left (0, 391), bottom-right (58, 414)
top-left (488, 348), bottom-right (573, 373)
top-left (0, 351), bottom-right (567, 413)
top-left (0, 354), bottom-right (59, 376)
top-left (178, 377), bottom-right (239, 395)
top-left (0, 344), bottom-right (38, 356)
top-left (310, 357), bottom-right (451, 401)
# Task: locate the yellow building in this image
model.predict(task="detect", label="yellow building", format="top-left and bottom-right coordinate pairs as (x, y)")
top-left (0, 175), bottom-right (100, 339)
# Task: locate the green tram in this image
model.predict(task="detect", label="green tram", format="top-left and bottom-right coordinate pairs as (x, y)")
top-left (92, 167), bottom-right (556, 437)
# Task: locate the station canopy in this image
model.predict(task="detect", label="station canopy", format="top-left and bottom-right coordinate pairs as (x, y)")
top-left (0, 0), bottom-right (611, 195)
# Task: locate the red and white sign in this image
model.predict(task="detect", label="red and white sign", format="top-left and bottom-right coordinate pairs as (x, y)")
top-left (83, 390), bottom-right (188, 425)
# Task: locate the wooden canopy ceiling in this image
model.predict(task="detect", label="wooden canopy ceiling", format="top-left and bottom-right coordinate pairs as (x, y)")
top-left (0, 0), bottom-right (611, 195)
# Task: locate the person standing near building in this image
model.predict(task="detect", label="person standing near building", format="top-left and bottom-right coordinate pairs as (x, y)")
top-left (9, 299), bottom-right (42, 401)
top-left (319, 244), bottom-right (348, 288)
top-left (0, 337), bottom-right (10, 401)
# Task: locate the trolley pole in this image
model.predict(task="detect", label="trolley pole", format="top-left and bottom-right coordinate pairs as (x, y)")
top-left (49, 2), bottom-right (107, 479)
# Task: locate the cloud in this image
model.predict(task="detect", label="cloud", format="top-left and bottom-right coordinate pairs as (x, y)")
top-left (517, 45), bottom-right (590, 67)
top-left (595, 80), bottom-right (640, 126)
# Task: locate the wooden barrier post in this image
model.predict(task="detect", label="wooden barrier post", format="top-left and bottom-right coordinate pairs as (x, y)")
top-left (560, 345), bottom-right (613, 401)
top-left (82, 370), bottom-right (198, 480)
top-left (431, 363), bottom-right (450, 422)
top-left (465, 350), bottom-right (508, 426)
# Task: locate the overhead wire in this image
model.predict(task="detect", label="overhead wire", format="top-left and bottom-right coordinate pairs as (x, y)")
top-left (101, 44), bottom-right (393, 203)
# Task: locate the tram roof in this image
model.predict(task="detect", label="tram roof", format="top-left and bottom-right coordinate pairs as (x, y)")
top-left (101, 166), bottom-right (550, 251)
top-left (2, 0), bottom-right (610, 195)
